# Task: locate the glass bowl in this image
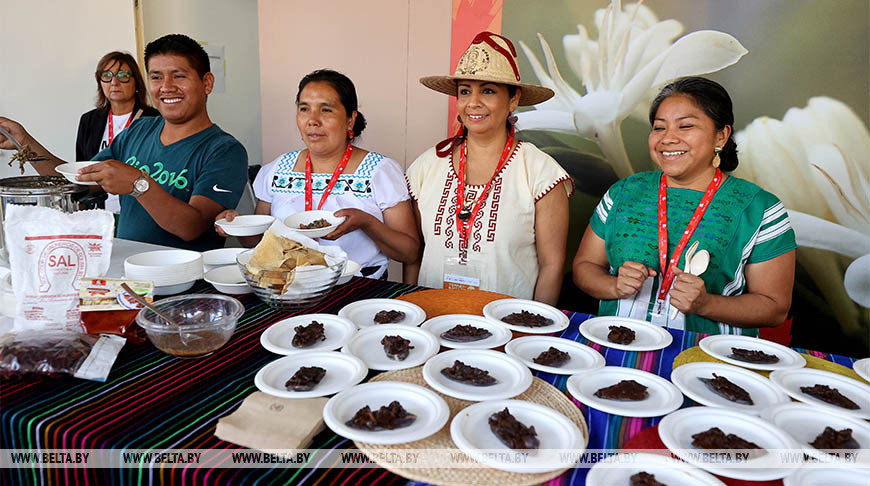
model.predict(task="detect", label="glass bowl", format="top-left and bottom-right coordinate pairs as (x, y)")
top-left (136, 294), bottom-right (244, 358)
top-left (236, 249), bottom-right (344, 310)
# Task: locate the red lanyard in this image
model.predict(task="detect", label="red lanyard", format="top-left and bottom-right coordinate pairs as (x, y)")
top-left (656, 168), bottom-right (724, 303)
top-left (455, 127), bottom-right (515, 240)
top-left (107, 109), bottom-right (133, 146)
top-left (304, 143), bottom-right (353, 211)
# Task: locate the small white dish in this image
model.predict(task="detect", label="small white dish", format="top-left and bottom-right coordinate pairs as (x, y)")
top-left (670, 361), bottom-right (790, 415)
top-left (338, 298), bottom-right (426, 328)
top-left (56, 161), bottom-right (99, 185)
top-left (566, 366), bottom-right (682, 417)
top-left (337, 259), bottom-right (362, 285)
top-left (482, 298), bottom-right (569, 334)
top-left (421, 314), bottom-right (513, 349)
top-left (579, 316), bottom-right (673, 351)
top-left (204, 265), bottom-right (251, 294)
top-left (342, 324), bottom-right (439, 371)
top-left (761, 402), bottom-right (870, 462)
top-left (323, 381), bottom-right (449, 445)
top-left (783, 467), bottom-right (870, 486)
top-left (449, 399), bottom-right (586, 473)
top-left (852, 357), bottom-right (870, 383)
top-left (202, 247), bottom-right (246, 272)
top-left (658, 406), bottom-right (802, 481)
top-left (260, 314), bottom-right (357, 355)
top-left (587, 453), bottom-right (726, 486)
top-left (768, 368), bottom-right (870, 420)
top-left (215, 215), bottom-right (276, 237)
top-left (699, 334), bottom-right (807, 371)
top-left (254, 351), bottom-right (367, 399)
top-left (505, 336), bottom-right (605, 375)
top-left (283, 210), bottom-right (346, 238)
top-left (422, 349), bottom-right (532, 401)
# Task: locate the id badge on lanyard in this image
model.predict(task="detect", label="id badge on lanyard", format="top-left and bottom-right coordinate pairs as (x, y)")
top-left (442, 256), bottom-right (484, 291)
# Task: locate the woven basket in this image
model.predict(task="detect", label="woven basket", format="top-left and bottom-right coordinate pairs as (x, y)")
top-left (355, 366), bottom-right (589, 486)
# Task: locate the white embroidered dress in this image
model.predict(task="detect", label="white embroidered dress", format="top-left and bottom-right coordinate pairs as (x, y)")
top-left (406, 141), bottom-right (574, 299)
top-left (254, 150), bottom-right (410, 278)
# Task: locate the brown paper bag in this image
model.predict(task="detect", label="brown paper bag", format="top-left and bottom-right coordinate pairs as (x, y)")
top-left (215, 392), bottom-right (328, 452)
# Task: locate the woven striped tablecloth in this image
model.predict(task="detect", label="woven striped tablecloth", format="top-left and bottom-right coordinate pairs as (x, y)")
top-left (1, 279), bottom-right (859, 485)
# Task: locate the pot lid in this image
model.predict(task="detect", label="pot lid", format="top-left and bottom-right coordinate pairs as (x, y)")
top-left (0, 176), bottom-right (88, 195)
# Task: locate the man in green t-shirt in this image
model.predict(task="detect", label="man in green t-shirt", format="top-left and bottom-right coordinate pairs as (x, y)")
top-left (0, 34), bottom-right (247, 251)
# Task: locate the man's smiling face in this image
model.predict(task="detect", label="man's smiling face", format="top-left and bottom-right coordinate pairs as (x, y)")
top-left (147, 54), bottom-right (213, 125)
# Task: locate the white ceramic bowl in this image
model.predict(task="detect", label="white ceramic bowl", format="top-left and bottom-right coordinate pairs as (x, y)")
top-left (337, 259), bottom-right (362, 285)
top-left (283, 210), bottom-right (346, 238)
top-left (202, 247), bottom-right (246, 272)
top-left (125, 250), bottom-right (203, 286)
top-left (55, 161), bottom-right (99, 185)
top-left (215, 215), bottom-right (275, 237)
top-left (204, 265), bottom-right (252, 294)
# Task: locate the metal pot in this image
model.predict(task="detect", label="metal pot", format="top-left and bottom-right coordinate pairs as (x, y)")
top-left (0, 176), bottom-right (103, 258)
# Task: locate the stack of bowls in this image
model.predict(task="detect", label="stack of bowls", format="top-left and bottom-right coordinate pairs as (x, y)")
top-left (125, 250), bottom-right (203, 295)
top-left (236, 249), bottom-right (344, 310)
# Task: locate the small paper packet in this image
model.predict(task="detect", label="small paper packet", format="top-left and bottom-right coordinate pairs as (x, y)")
top-left (215, 392), bottom-right (328, 453)
top-left (79, 278), bottom-right (154, 311)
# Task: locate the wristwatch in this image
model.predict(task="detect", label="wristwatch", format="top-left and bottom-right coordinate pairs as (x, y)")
top-left (130, 171), bottom-right (150, 198)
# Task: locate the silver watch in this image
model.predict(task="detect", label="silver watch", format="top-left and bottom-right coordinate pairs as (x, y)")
top-left (130, 172), bottom-right (150, 198)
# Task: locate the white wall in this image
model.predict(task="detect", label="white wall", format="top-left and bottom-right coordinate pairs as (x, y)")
top-left (141, 0), bottom-right (263, 166)
top-left (0, 0), bottom-right (137, 177)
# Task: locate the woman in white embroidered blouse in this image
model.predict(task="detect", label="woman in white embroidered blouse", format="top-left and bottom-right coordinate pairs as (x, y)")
top-left (405, 32), bottom-right (573, 304)
top-left (215, 70), bottom-right (419, 279)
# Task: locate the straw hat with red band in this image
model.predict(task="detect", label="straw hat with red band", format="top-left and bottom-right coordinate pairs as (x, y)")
top-left (420, 31), bottom-right (554, 106)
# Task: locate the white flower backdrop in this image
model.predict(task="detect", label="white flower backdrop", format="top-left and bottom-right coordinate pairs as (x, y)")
top-left (501, 0), bottom-right (869, 347)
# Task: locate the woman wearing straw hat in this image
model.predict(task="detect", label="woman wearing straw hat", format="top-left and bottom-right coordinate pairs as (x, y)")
top-left (405, 32), bottom-right (574, 304)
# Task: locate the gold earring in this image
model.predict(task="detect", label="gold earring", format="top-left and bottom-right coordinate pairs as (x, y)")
top-left (712, 147), bottom-right (722, 168)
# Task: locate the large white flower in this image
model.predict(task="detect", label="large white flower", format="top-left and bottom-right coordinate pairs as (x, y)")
top-left (735, 97), bottom-right (869, 334)
top-left (516, 0), bottom-right (748, 178)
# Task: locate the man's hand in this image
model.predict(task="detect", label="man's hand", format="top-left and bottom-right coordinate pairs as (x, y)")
top-left (614, 261), bottom-right (656, 299)
top-left (214, 209), bottom-right (240, 238)
top-left (77, 160), bottom-right (143, 194)
top-left (322, 208), bottom-right (375, 240)
top-left (0, 117), bottom-right (29, 151)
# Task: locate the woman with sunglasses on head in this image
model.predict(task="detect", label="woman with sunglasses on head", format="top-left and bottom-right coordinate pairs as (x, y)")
top-left (77, 52), bottom-right (158, 211)
top-left (406, 32), bottom-right (573, 305)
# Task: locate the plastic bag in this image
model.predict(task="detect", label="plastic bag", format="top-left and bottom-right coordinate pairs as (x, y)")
top-left (0, 331), bottom-right (125, 381)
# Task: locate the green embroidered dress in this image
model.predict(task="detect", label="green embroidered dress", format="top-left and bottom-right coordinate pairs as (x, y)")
top-left (590, 171), bottom-right (797, 336)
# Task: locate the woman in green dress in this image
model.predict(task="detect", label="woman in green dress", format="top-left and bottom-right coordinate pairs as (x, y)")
top-left (573, 77), bottom-right (796, 336)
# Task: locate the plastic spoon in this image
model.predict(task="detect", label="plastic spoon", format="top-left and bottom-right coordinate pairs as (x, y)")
top-left (669, 248), bottom-right (710, 319)
top-left (121, 283), bottom-right (177, 326)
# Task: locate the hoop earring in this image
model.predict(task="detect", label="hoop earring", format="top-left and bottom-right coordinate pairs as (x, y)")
top-left (712, 146), bottom-right (722, 168)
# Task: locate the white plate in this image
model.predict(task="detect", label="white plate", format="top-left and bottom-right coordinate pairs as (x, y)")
top-left (338, 298), bottom-right (426, 328)
top-left (670, 362), bottom-right (790, 415)
top-left (783, 468), bottom-right (870, 486)
top-left (323, 381), bottom-right (449, 445)
top-left (342, 324), bottom-right (439, 371)
top-left (56, 161), bottom-right (99, 185)
top-left (852, 357), bottom-right (870, 383)
top-left (699, 334), bottom-right (807, 371)
top-left (337, 259), bottom-right (362, 285)
top-left (578, 316), bottom-right (673, 351)
top-left (260, 314), bottom-right (357, 355)
top-left (254, 351), bottom-right (367, 399)
top-left (587, 453), bottom-right (726, 486)
top-left (768, 368), bottom-right (870, 420)
top-left (422, 349), bottom-right (532, 401)
top-left (658, 406), bottom-right (802, 481)
top-left (421, 314), bottom-right (512, 349)
top-left (215, 215), bottom-right (276, 237)
top-left (283, 210), bottom-right (346, 238)
top-left (566, 366), bottom-right (682, 417)
top-left (204, 265), bottom-right (252, 294)
top-left (449, 399), bottom-right (586, 473)
top-left (504, 336), bottom-right (605, 375)
top-left (202, 247), bottom-right (246, 271)
top-left (482, 299), bottom-right (569, 334)
top-left (762, 402), bottom-right (870, 462)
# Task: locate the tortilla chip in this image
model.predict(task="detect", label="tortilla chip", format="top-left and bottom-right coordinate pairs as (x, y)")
top-left (249, 232), bottom-right (288, 268)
